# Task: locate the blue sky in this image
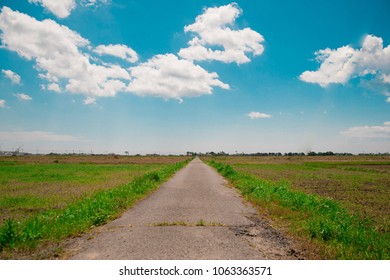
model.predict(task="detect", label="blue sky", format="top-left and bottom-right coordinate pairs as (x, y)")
top-left (0, 0), bottom-right (389, 154)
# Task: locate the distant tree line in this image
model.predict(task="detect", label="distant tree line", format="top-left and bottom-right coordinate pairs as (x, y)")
top-left (186, 151), bottom-right (390, 156)
top-left (1, 150), bottom-right (389, 157)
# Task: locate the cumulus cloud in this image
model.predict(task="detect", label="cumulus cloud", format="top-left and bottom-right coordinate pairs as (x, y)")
top-left (178, 3), bottom-right (264, 64)
top-left (0, 99), bottom-right (6, 108)
top-left (127, 53), bottom-right (229, 101)
top-left (300, 35), bottom-right (390, 91)
top-left (300, 46), bottom-right (356, 87)
top-left (384, 92), bottom-right (390, 103)
top-left (28, 0), bottom-right (76, 18)
top-left (382, 74), bottom-right (390, 84)
top-left (28, 0), bottom-right (110, 18)
top-left (84, 96), bottom-right (96, 105)
top-left (14, 93), bottom-right (32, 101)
top-left (47, 83), bottom-right (61, 92)
top-left (0, 7), bottom-right (131, 99)
top-left (2, 69), bottom-right (21, 84)
top-left (80, 0), bottom-right (110, 7)
top-left (1, 5), bottom-right (254, 103)
top-left (0, 130), bottom-right (84, 142)
top-left (94, 44), bottom-right (138, 63)
top-left (247, 112), bottom-right (272, 119)
top-left (341, 121), bottom-right (390, 138)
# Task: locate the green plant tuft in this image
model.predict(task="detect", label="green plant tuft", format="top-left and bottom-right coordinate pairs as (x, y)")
top-left (0, 219), bottom-right (17, 251)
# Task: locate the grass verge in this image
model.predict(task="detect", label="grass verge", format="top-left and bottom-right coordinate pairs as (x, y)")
top-left (0, 160), bottom-right (188, 258)
top-left (208, 160), bottom-right (389, 259)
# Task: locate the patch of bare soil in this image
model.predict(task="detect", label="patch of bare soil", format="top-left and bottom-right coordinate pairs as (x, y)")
top-left (230, 214), bottom-right (306, 260)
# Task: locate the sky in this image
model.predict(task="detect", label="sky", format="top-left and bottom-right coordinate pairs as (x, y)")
top-left (0, 0), bottom-right (389, 155)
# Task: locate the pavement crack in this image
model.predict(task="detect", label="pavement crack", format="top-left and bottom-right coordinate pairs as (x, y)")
top-left (150, 220), bottom-right (226, 227)
top-left (228, 214), bottom-right (306, 260)
top-left (230, 225), bottom-right (258, 237)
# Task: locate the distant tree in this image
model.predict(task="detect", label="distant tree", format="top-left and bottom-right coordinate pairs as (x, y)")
top-left (125, 151), bottom-right (129, 156)
top-left (323, 151), bottom-right (335, 156)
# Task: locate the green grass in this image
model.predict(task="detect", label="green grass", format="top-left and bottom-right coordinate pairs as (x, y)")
top-left (229, 161), bottom-right (390, 231)
top-left (208, 160), bottom-right (389, 259)
top-left (0, 163), bottom-right (164, 224)
top-left (0, 159), bottom-right (188, 257)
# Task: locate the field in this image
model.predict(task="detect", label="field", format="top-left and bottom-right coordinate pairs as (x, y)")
top-left (1, 154), bottom-right (389, 259)
top-left (0, 155), bottom-right (189, 258)
top-left (205, 156), bottom-right (390, 259)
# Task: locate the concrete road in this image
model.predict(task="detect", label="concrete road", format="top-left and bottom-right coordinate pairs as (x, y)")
top-left (65, 158), bottom-right (302, 259)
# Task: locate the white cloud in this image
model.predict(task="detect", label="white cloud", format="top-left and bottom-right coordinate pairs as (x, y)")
top-left (0, 130), bottom-right (84, 142)
top-left (300, 35), bottom-right (390, 89)
top-left (300, 46), bottom-right (356, 87)
top-left (0, 7), bottom-right (131, 99)
top-left (81, 0), bottom-right (110, 8)
top-left (47, 83), bottom-right (61, 92)
top-left (385, 92), bottom-right (390, 103)
top-left (2, 69), bottom-right (21, 84)
top-left (127, 53), bottom-right (229, 100)
top-left (0, 6), bottom-right (88, 60)
top-left (84, 96), bottom-right (96, 105)
top-left (28, 0), bottom-right (76, 18)
top-left (14, 93), bottom-right (32, 101)
top-left (0, 99), bottom-right (6, 108)
top-left (341, 122), bottom-right (390, 138)
top-left (28, 0), bottom-right (111, 18)
top-left (1, 5), bottom-right (261, 103)
top-left (94, 44), bottom-right (138, 63)
top-left (247, 112), bottom-right (272, 119)
top-left (178, 3), bottom-right (264, 64)
top-left (382, 74), bottom-right (390, 84)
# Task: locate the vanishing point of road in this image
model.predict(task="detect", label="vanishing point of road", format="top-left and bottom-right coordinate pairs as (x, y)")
top-left (66, 158), bottom-right (303, 259)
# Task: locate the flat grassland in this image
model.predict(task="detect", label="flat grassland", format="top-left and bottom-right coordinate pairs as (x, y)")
top-left (205, 156), bottom-right (390, 259)
top-left (0, 155), bottom-right (188, 225)
top-left (0, 155), bottom-right (189, 258)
